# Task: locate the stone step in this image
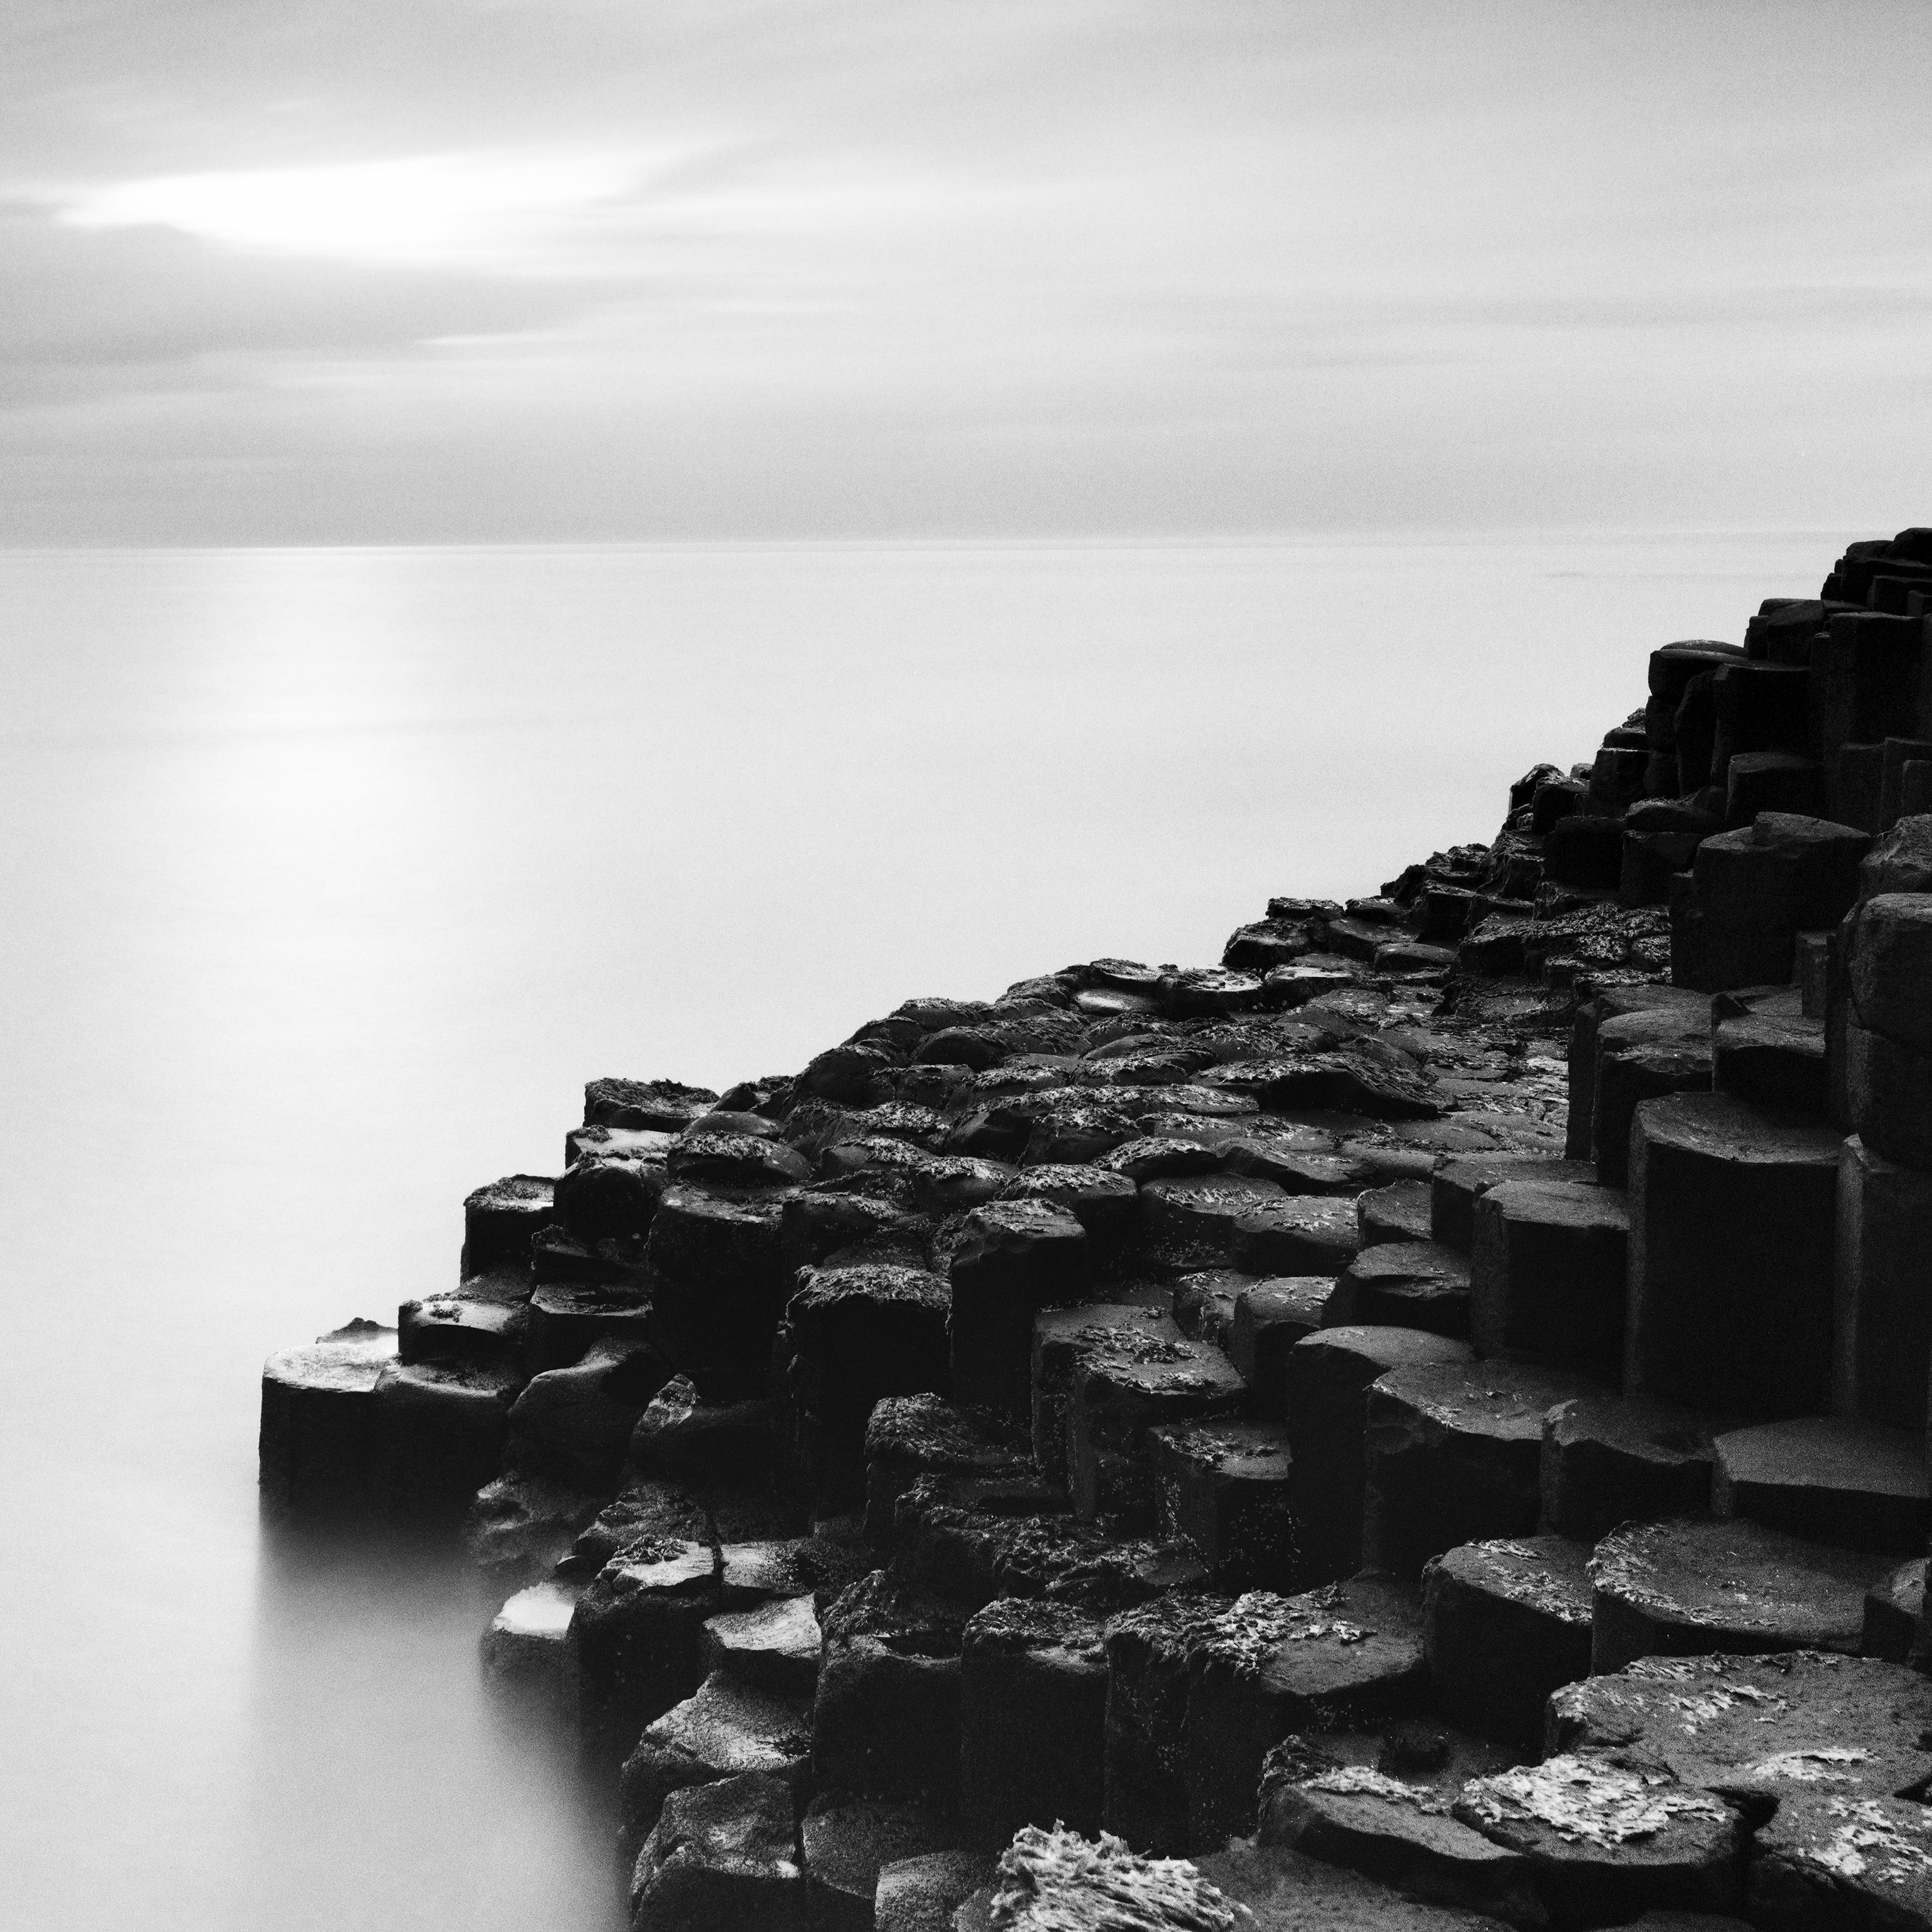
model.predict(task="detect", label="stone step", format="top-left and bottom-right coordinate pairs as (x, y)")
top-left (1834, 1135), bottom-right (1932, 1427)
top-left (1470, 1180), bottom-right (1628, 1367)
top-left (959, 1598), bottom-right (1108, 1846)
top-left (1227, 1278), bottom-right (1333, 1416)
top-left (1361, 1360), bottom-right (1598, 1580)
top-left (1539, 1392), bottom-right (1726, 1543)
top-left (1710, 1415), bottom-right (1930, 1555)
top-left (1148, 1416), bottom-right (1298, 1594)
top-left (1422, 1535), bottom-right (1595, 1759)
top-left (1624, 1092), bottom-right (1842, 1419)
top-left (1329, 1240), bottom-right (1471, 1341)
top-left (617, 1667), bottom-right (813, 1875)
top-left (801, 1794), bottom-right (958, 1932)
top-left (1285, 1327), bottom-right (1473, 1582)
top-left (1587, 1516), bottom-right (1893, 1674)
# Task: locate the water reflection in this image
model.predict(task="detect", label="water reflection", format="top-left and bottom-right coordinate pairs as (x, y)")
top-left (245, 1517), bottom-right (622, 1932)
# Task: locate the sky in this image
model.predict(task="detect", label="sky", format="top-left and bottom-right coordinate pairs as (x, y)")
top-left (2, 0), bottom-right (1929, 544)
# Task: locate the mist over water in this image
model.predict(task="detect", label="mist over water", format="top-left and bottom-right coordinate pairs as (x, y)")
top-left (0, 535), bottom-right (1837, 1929)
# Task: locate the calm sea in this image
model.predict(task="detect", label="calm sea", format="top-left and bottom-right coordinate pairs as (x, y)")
top-left (0, 534), bottom-right (1839, 1929)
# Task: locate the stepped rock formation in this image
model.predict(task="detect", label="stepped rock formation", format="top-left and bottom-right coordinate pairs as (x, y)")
top-left (263, 527), bottom-right (1932, 1931)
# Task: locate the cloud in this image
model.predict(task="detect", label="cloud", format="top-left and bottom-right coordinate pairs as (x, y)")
top-left (2, 0), bottom-right (1931, 541)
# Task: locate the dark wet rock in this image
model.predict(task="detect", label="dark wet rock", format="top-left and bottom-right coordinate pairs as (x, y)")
top-left (1548, 1649), bottom-right (1932, 1820)
top-left (813, 1572), bottom-right (968, 1804)
top-left (1845, 1018), bottom-right (1932, 1170)
top-left (1423, 1537), bottom-right (1594, 1757)
top-left (875, 1850), bottom-right (995, 1932)
top-left (1200, 1839), bottom-right (1519, 1930)
top-left (1228, 1278), bottom-right (1333, 1417)
top-left (1589, 1010), bottom-right (1712, 1186)
top-left (629, 1768), bottom-right (804, 1931)
top-left (805, 1043), bottom-right (906, 1104)
top-left (1224, 1137), bottom-right (1370, 1195)
top-left (1033, 1303), bottom-right (1183, 1488)
top-left (1710, 1416), bottom-right (1929, 1555)
top-left (1150, 1417), bottom-right (1299, 1593)
top-left (1226, 918), bottom-right (1321, 972)
top-left (802, 1794), bottom-right (958, 1931)
top-left (889, 1472), bottom-right (1201, 1613)
top-left (916, 1025), bottom-right (1009, 1072)
top-left (1138, 1172), bottom-right (1286, 1262)
top-left (1286, 1326), bottom-right (1473, 1582)
top-left (554, 1150), bottom-right (668, 1244)
top-left (523, 1280), bottom-right (652, 1370)
top-left (462, 1173), bottom-right (554, 1270)
top-left (587, 1077), bottom-right (719, 1133)
top-left (1068, 1328), bottom-right (1245, 1528)
top-left (700, 1593), bottom-right (821, 1698)
top-left (481, 1577), bottom-right (581, 1701)
top-left (618, 1669), bottom-right (813, 1872)
top-left (1864, 1558), bottom-right (1925, 1663)
top-left (960, 1597), bottom-right (1110, 1844)
top-left (1256, 1761), bottom-right (1544, 1928)
top-left (999, 1164), bottom-right (1139, 1263)
top-left (949, 1200), bottom-right (1089, 1415)
top-left (628, 1372), bottom-right (771, 1482)
top-left (507, 1337), bottom-right (667, 1486)
top-left (784, 1264), bottom-right (951, 1510)
top-left (1453, 1754), bottom-right (1747, 1926)
top-left (1072, 985), bottom-right (1165, 1021)
top-left (1588, 1516), bottom-right (1892, 1673)
top-left (1160, 967), bottom-right (1267, 1017)
top-left (670, 1130), bottom-right (813, 1190)
top-left (647, 1184), bottom-right (797, 1385)
top-left (1361, 1360), bottom-right (1595, 1580)
top-left (373, 1358), bottom-right (520, 1516)
top-left (1359, 1179), bottom-right (1434, 1246)
top-left (1539, 1394), bottom-right (1723, 1544)
top-left (1170, 1267), bottom-right (1250, 1347)
top-left (567, 1534), bottom-right (720, 1775)
top-left (1182, 1574), bottom-right (1432, 1847)
top-left (565, 1120), bottom-right (677, 1169)
top-left (465, 1468), bottom-right (605, 1582)
top-left (1099, 1136), bottom-right (1224, 1184)
top-left (863, 1394), bottom-right (1034, 1547)
top-left (1329, 1240), bottom-right (1472, 1341)
top-left (1624, 1092), bottom-right (1841, 1419)
top-left (1100, 1593), bottom-right (1224, 1853)
top-left (1710, 1007), bottom-right (1826, 1113)
top-left (1834, 1136), bottom-right (1932, 1428)
top-left (1202, 1052), bottom-right (1443, 1121)
top-left (259, 1318), bottom-right (397, 1517)
top-left (782, 1184), bottom-right (933, 1274)
top-left (1430, 1157), bottom-right (1598, 1255)
top-left (1023, 1099), bottom-right (1142, 1166)
top-left (556, 1475), bottom-right (712, 1579)
top-left (1233, 1195), bottom-right (1362, 1276)
top-left (529, 1222), bottom-right (652, 1289)
top-left (1470, 1181), bottom-right (1628, 1367)
top-left (1846, 891), bottom-right (1932, 1053)
top-left (1747, 1788), bottom-right (1932, 1931)
top-left (399, 1282), bottom-right (529, 1368)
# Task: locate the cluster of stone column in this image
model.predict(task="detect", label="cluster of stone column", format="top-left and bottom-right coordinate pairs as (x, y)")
top-left (257, 527), bottom-right (1932, 1932)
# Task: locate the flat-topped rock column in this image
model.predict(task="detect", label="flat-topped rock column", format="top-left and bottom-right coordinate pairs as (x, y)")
top-left (1833, 1135), bottom-right (1932, 1426)
top-left (1624, 1092), bottom-right (1842, 1418)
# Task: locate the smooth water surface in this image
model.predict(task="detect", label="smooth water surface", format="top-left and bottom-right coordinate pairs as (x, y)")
top-left (0, 534), bottom-right (1841, 1929)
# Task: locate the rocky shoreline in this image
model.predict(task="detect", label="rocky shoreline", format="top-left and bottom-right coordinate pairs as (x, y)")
top-left (262, 526), bottom-right (1932, 1930)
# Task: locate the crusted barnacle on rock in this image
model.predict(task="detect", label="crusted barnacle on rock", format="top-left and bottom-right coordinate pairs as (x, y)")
top-left (1458, 1755), bottom-right (1731, 1847)
top-left (989, 1824), bottom-right (1239, 1930)
top-left (1804, 1797), bottom-right (1932, 1883)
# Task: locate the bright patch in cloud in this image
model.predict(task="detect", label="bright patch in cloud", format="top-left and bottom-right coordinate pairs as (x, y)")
top-left (59, 151), bottom-right (656, 268)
